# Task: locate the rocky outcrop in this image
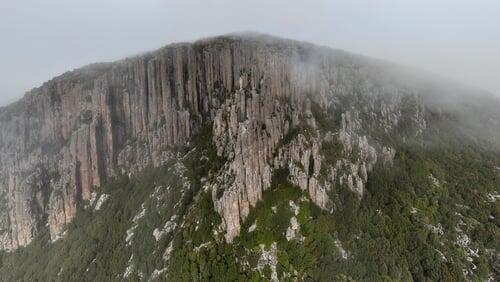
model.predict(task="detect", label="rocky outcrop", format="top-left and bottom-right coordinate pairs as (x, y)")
top-left (257, 242), bottom-right (279, 282)
top-left (0, 33), bottom-right (429, 250)
top-left (274, 133), bottom-right (329, 209)
top-left (211, 87), bottom-right (288, 242)
top-left (0, 34), bottom-right (328, 250)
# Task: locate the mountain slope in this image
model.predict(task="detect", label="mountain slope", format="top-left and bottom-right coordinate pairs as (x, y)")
top-left (0, 33), bottom-right (499, 281)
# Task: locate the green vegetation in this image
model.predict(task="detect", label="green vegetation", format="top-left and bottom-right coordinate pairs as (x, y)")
top-left (0, 124), bottom-right (227, 281)
top-left (319, 138), bottom-right (343, 178)
top-left (0, 163), bottom-right (183, 281)
top-left (309, 99), bottom-right (340, 133)
top-left (0, 113), bottom-right (499, 281)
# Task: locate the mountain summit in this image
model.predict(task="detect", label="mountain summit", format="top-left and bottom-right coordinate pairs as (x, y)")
top-left (0, 34), bottom-right (499, 281)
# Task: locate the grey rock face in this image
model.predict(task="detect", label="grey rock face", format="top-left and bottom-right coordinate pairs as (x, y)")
top-left (0, 34), bottom-right (430, 249)
top-left (0, 38), bottom-right (248, 249)
top-left (212, 87), bottom-right (291, 242)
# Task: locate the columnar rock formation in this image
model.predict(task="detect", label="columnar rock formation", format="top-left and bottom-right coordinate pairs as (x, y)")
top-left (0, 35), bottom-right (317, 250)
top-left (0, 34), bottom-right (429, 250)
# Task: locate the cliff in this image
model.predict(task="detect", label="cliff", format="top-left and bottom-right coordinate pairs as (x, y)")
top-left (1, 34), bottom-right (499, 281)
top-left (0, 34), bottom-right (316, 250)
top-left (0, 33), bottom-right (497, 252)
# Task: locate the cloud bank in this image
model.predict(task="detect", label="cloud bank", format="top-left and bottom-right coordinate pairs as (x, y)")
top-left (1, 0), bottom-right (499, 105)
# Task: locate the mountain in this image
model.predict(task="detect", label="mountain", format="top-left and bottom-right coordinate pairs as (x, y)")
top-left (0, 33), bottom-right (499, 281)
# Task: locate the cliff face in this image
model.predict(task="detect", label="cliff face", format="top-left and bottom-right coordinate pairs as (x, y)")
top-left (0, 35), bottom-right (322, 250)
top-left (2, 34), bottom-right (500, 281)
top-left (1, 34), bottom-right (495, 251)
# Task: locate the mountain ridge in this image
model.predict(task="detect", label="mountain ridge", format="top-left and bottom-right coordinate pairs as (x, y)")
top-left (0, 33), bottom-right (498, 281)
top-left (7, 32), bottom-right (499, 109)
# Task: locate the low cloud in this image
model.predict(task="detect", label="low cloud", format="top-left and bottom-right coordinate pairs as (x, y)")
top-left (1, 0), bottom-right (499, 105)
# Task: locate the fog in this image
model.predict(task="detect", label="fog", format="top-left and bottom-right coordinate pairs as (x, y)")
top-left (1, 0), bottom-right (499, 106)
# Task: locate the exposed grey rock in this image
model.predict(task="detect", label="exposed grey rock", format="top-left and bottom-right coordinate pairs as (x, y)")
top-left (153, 215), bottom-right (178, 241)
top-left (257, 242), bottom-right (279, 282)
top-left (0, 34), bottom-right (425, 250)
top-left (381, 146), bottom-right (396, 165)
top-left (286, 217), bottom-right (302, 242)
top-left (94, 194), bottom-right (110, 211)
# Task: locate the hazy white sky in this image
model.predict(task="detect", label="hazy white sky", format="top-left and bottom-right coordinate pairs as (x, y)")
top-left (1, 0), bottom-right (499, 106)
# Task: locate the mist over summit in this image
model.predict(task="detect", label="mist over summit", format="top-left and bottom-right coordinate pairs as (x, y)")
top-left (2, 0), bottom-right (500, 106)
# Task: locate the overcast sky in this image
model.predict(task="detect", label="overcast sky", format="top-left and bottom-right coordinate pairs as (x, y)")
top-left (1, 0), bottom-right (499, 106)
